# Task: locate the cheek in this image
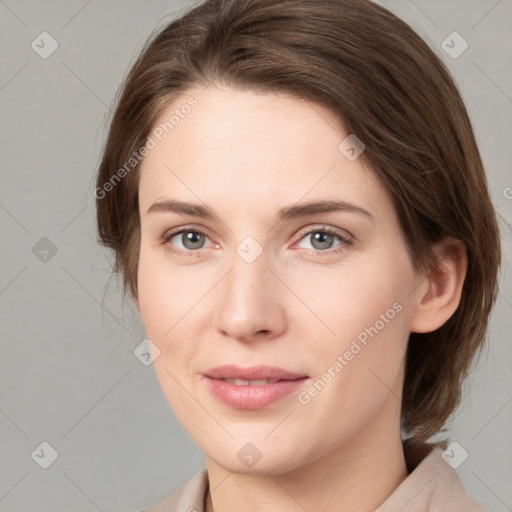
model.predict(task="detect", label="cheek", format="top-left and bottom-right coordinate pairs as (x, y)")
top-left (290, 259), bottom-right (408, 344)
top-left (137, 250), bottom-right (167, 338)
top-left (137, 247), bottom-right (214, 372)
top-left (137, 250), bottom-right (201, 412)
top-left (294, 298), bottom-right (410, 441)
top-left (292, 255), bottom-right (412, 397)
top-left (138, 246), bottom-right (196, 337)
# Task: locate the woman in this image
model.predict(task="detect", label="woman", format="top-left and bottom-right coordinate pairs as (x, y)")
top-left (95, 0), bottom-right (501, 510)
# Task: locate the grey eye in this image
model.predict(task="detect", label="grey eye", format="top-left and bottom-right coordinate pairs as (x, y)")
top-left (173, 230), bottom-right (207, 250)
top-left (298, 231), bottom-right (342, 251)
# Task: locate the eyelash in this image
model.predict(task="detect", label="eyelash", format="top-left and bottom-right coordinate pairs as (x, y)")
top-left (159, 225), bottom-right (354, 258)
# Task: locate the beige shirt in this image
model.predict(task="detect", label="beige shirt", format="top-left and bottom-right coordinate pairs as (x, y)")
top-left (142, 441), bottom-right (486, 511)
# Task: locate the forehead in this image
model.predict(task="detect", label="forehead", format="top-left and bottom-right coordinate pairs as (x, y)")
top-left (138, 84), bottom-right (389, 219)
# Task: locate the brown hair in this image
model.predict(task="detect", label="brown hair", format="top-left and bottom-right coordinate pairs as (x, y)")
top-left (95, 0), bottom-right (501, 442)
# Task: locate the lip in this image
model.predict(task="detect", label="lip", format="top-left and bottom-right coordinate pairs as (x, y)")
top-left (203, 365), bottom-right (309, 410)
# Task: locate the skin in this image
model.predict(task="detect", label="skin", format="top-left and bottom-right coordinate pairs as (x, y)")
top-left (136, 83), bottom-right (467, 512)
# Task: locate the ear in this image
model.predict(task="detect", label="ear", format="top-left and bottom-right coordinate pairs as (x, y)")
top-left (409, 237), bottom-right (468, 333)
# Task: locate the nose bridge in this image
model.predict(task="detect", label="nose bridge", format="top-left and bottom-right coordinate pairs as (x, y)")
top-left (224, 240), bottom-right (270, 306)
top-left (222, 226), bottom-right (270, 290)
top-left (213, 238), bottom-right (284, 340)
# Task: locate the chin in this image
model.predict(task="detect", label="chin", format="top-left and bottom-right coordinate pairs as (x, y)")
top-left (201, 434), bottom-right (314, 476)
top-left (211, 453), bottom-right (302, 476)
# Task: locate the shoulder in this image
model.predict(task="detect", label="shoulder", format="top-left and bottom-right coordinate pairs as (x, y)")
top-left (141, 468), bottom-right (208, 512)
top-left (376, 441), bottom-right (487, 511)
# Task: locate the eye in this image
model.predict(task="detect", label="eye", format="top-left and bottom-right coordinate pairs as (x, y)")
top-left (159, 225), bottom-right (353, 258)
top-left (293, 226), bottom-right (353, 256)
top-left (160, 227), bottom-right (213, 256)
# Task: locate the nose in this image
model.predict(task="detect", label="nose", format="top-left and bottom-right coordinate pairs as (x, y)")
top-left (213, 247), bottom-right (287, 343)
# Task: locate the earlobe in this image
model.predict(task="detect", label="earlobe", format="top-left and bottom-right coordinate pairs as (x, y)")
top-left (409, 238), bottom-right (468, 334)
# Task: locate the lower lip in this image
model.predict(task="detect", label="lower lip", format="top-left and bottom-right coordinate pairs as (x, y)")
top-left (204, 377), bottom-right (308, 409)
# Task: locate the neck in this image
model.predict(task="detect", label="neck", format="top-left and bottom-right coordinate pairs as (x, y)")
top-left (204, 396), bottom-right (408, 512)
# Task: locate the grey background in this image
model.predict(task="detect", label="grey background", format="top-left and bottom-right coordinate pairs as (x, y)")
top-left (0, 0), bottom-right (511, 511)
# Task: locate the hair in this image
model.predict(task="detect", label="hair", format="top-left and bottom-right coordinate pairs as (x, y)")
top-left (95, 0), bottom-right (501, 443)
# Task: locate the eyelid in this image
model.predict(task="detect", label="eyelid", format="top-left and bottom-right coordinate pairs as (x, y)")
top-left (293, 224), bottom-right (354, 243)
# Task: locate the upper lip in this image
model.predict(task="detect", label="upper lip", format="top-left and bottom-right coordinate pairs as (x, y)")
top-left (204, 365), bottom-right (307, 381)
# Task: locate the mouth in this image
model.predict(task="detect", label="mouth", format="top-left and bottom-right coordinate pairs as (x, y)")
top-left (202, 365), bottom-right (309, 409)
top-left (220, 378), bottom-right (282, 385)
top-left (204, 364), bottom-right (307, 381)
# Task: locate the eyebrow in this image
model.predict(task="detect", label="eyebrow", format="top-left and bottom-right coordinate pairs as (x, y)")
top-left (146, 198), bottom-right (375, 223)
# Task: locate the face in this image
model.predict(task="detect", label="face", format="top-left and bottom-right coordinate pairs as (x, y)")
top-left (137, 84), bottom-right (423, 475)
